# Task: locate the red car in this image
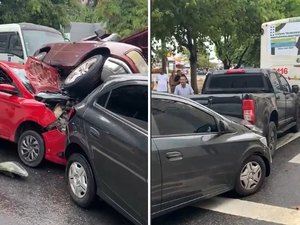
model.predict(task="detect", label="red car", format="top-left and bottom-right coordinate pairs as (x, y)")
top-left (0, 41), bottom-right (147, 167)
top-left (0, 58), bottom-right (71, 167)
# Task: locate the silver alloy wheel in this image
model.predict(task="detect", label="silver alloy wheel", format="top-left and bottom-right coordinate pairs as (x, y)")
top-left (65, 57), bottom-right (98, 85)
top-left (240, 161), bottom-right (262, 190)
top-left (20, 135), bottom-right (40, 162)
top-left (69, 162), bottom-right (88, 198)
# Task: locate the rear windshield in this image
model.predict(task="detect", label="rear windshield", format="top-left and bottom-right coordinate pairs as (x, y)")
top-left (203, 73), bottom-right (268, 94)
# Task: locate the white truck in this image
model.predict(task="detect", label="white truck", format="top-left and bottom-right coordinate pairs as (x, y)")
top-left (261, 17), bottom-right (300, 86)
top-left (0, 23), bottom-right (64, 64)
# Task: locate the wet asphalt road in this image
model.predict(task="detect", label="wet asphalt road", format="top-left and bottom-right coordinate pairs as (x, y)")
top-left (2, 135), bottom-right (300, 225)
top-left (153, 136), bottom-right (300, 225)
top-left (0, 139), bottom-right (133, 225)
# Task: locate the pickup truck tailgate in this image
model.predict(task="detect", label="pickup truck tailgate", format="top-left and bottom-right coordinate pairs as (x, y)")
top-left (190, 94), bottom-right (243, 118)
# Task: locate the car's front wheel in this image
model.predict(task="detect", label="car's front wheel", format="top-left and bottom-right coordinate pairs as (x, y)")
top-left (234, 155), bottom-right (266, 196)
top-left (17, 130), bottom-right (45, 167)
top-left (66, 153), bottom-right (96, 208)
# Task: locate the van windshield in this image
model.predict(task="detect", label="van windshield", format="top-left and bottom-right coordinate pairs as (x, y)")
top-left (22, 29), bottom-right (64, 56)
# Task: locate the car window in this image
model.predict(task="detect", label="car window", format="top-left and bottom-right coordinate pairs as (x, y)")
top-left (0, 33), bottom-right (9, 53)
top-left (269, 72), bottom-right (281, 93)
top-left (209, 74), bottom-right (265, 89)
top-left (96, 92), bottom-right (110, 107)
top-left (105, 85), bottom-right (148, 129)
top-left (203, 73), bottom-right (268, 94)
top-left (152, 98), bottom-right (218, 136)
top-left (8, 33), bottom-right (23, 58)
top-left (278, 74), bottom-right (291, 92)
top-left (22, 29), bottom-right (64, 56)
top-left (0, 69), bottom-right (12, 84)
top-left (11, 68), bottom-right (34, 94)
top-left (101, 58), bottom-right (130, 81)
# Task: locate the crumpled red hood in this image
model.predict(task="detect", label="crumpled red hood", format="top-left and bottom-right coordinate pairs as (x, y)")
top-left (25, 57), bottom-right (61, 94)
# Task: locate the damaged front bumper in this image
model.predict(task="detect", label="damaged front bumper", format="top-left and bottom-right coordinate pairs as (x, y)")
top-left (42, 129), bottom-right (67, 165)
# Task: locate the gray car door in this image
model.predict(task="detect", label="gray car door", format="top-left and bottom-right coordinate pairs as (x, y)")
top-left (269, 72), bottom-right (287, 127)
top-left (151, 135), bottom-right (162, 215)
top-left (278, 74), bottom-right (297, 123)
top-left (83, 82), bottom-right (148, 223)
top-left (152, 98), bottom-right (235, 210)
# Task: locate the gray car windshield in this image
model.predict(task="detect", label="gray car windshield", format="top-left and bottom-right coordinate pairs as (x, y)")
top-left (12, 68), bottom-right (35, 94)
top-left (22, 29), bottom-right (64, 56)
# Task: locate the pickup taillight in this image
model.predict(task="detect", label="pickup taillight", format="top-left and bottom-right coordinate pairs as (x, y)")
top-left (242, 99), bottom-right (256, 124)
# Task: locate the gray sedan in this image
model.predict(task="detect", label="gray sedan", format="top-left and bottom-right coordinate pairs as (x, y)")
top-left (151, 92), bottom-right (271, 218)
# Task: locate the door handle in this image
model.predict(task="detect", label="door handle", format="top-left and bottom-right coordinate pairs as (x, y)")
top-left (89, 127), bottom-right (100, 138)
top-left (166, 151), bottom-right (183, 161)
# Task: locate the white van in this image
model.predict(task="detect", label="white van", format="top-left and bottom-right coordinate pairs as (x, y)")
top-left (0, 23), bottom-right (65, 64)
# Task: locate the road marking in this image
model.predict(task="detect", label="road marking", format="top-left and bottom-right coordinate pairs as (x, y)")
top-left (277, 131), bottom-right (300, 150)
top-left (194, 197), bottom-right (300, 225)
top-left (289, 153), bottom-right (300, 164)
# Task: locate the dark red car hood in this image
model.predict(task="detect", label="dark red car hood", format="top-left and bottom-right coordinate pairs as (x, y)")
top-left (24, 57), bottom-right (60, 94)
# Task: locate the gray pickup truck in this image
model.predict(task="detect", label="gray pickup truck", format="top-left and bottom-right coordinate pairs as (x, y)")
top-left (191, 68), bottom-right (300, 155)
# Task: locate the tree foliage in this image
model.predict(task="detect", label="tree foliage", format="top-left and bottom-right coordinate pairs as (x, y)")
top-left (152, 0), bottom-right (213, 93)
top-left (0, 0), bottom-right (147, 38)
top-left (0, 0), bottom-right (72, 29)
top-left (152, 0), bottom-right (300, 83)
top-left (94, 0), bottom-right (148, 37)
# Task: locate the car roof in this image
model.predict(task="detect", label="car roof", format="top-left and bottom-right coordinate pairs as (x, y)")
top-left (211, 68), bottom-right (273, 75)
top-left (152, 91), bottom-right (195, 103)
top-left (152, 91), bottom-right (225, 117)
top-left (19, 23), bottom-right (61, 34)
top-left (0, 23), bottom-right (61, 34)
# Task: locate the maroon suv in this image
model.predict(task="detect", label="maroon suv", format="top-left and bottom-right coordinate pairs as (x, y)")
top-left (34, 41), bottom-right (148, 97)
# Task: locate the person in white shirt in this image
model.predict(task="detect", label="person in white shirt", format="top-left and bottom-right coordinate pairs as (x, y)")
top-left (174, 75), bottom-right (194, 96)
top-left (156, 69), bottom-right (169, 92)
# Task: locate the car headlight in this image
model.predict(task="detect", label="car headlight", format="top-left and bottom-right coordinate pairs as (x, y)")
top-left (259, 137), bottom-right (268, 147)
top-left (240, 120), bottom-right (263, 136)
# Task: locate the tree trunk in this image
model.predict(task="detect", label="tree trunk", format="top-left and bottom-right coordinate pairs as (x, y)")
top-left (161, 40), bottom-right (167, 73)
top-left (234, 46), bottom-right (249, 69)
top-left (189, 46), bottom-right (199, 94)
top-left (223, 59), bottom-right (230, 69)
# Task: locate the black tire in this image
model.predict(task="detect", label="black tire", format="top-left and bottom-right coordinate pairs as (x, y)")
top-left (66, 153), bottom-right (96, 208)
top-left (234, 155), bottom-right (266, 196)
top-left (267, 121), bottom-right (277, 157)
top-left (17, 130), bottom-right (45, 167)
top-left (64, 55), bottom-right (105, 97)
top-left (291, 109), bottom-right (300, 132)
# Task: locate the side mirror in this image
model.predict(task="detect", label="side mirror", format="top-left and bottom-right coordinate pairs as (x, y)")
top-left (219, 120), bottom-right (229, 134)
top-left (292, 85), bottom-right (299, 93)
top-left (0, 84), bottom-right (18, 95)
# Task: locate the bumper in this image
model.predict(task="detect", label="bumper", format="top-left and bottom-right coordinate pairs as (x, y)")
top-left (42, 129), bottom-right (67, 165)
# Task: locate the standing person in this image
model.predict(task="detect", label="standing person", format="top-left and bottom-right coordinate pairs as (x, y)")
top-left (156, 68), bottom-right (169, 92)
top-left (169, 71), bottom-right (180, 93)
top-left (174, 75), bottom-right (194, 96)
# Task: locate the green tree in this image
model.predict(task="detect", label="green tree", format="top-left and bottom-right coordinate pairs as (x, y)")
top-left (94, 0), bottom-right (148, 37)
top-left (152, 0), bottom-right (213, 93)
top-left (0, 0), bottom-right (71, 29)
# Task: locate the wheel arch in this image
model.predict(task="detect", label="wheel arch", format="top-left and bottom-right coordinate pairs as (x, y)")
top-left (253, 152), bottom-right (271, 177)
top-left (269, 110), bottom-right (278, 127)
top-left (14, 121), bottom-right (43, 143)
top-left (65, 142), bottom-right (89, 161)
top-left (81, 47), bottom-right (110, 63)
